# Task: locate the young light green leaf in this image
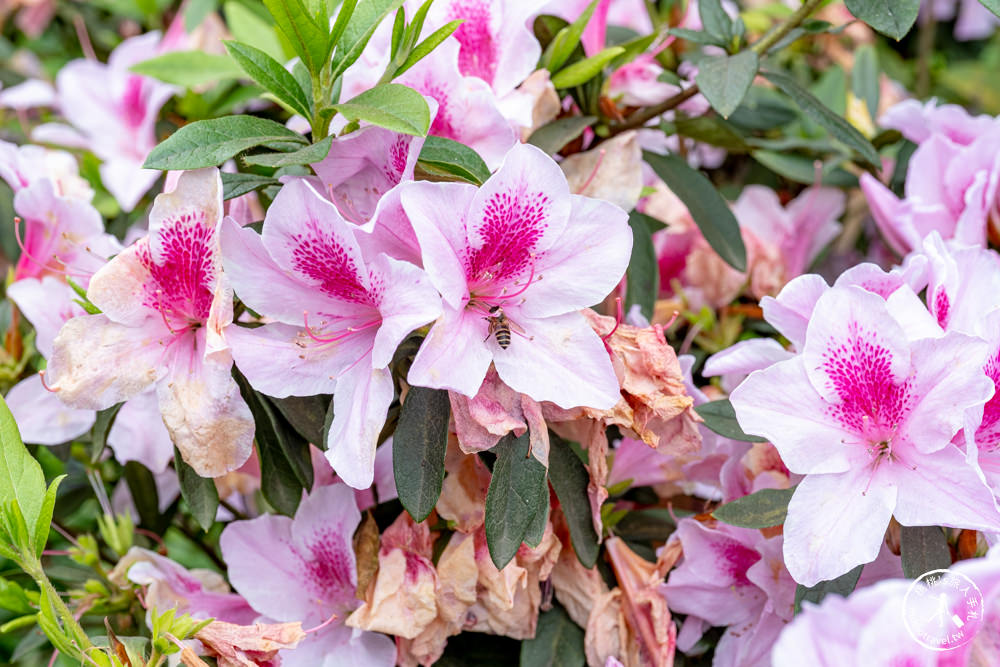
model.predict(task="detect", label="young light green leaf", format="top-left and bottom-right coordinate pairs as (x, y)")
top-left (548, 433), bottom-right (600, 568)
top-left (844, 0), bottom-right (919, 40)
top-left (694, 398), bottom-right (768, 442)
top-left (643, 150), bottom-right (747, 271)
top-left (185, 0), bottom-right (217, 31)
top-left (221, 172), bottom-right (281, 200)
top-left (332, 83), bottom-right (430, 136)
top-left (550, 46), bottom-right (625, 89)
top-left (851, 44), bottom-right (880, 120)
top-left (331, 0), bottom-right (405, 81)
top-left (761, 70), bottom-right (880, 167)
top-left (695, 50), bottom-right (759, 118)
top-left (625, 212), bottom-right (659, 321)
top-left (485, 432), bottom-right (548, 569)
top-left (395, 19), bottom-right (463, 79)
top-left (262, 0), bottom-right (330, 73)
top-left (981, 0), bottom-right (1000, 19)
top-left (527, 115), bottom-right (596, 155)
top-left (33, 476), bottom-right (64, 557)
top-left (224, 41), bottom-right (312, 118)
top-left (130, 51), bottom-right (243, 87)
top-left (329, 0), bottom-right (360, 47)
top-left (143, 115), bottom-right (307, 170)
top-left (712, 486), bottom-right (796, 528)
top-left (0, 396), bottom-right (46, 553)
top-left (900, 526), bottom-right (952, 579)
top-left (416, 136), bottom-right (491, 185)
top-left (794, 564), bottom-right (863, 613)
top-left (393, 386), bottom-right (451, 523)
top-left (545, 0), bottom-right (600, 72)
top-left (519, 603), bottom-right (585, 667)
top-left (224, 0), bottom-right (287, 61)
top-left (243, 135), bottom-right (334, 167)
top-left (174, 447), bottom-right (219, 531)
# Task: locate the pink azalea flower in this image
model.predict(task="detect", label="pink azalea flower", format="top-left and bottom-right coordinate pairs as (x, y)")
top-left (219, 483), bottom-right (397, 666)
top-left (860, 123), bottom-right (1000, 256)
top-left (926, 0), bottom-right (1000, 41)
top-left (0, 140), bottom-right (93, 200)
top-left (402, 143), bottom-right (631, 410)
top-left (45, 168), bottom-right (255, 477)
top-left (880, 99), bottom-right (998, 147)
top-left (730, 283), bottom-right (1000, 585)
top-left (219, 178), bottom-right (441, 488)
top-left (342, 16), bottom-right (516, 169)
top-left (31, 32), bottom-right (177, 212)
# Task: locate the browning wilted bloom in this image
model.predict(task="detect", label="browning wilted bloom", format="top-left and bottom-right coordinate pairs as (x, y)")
top-left (192, 620), bottom-right (306, 667)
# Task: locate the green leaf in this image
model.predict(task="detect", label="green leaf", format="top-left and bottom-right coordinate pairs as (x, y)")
top-left (642, 150), bottom-right (747, 272)
top-left (396, 20), bottom-right (463, 79)
top-left (699, 0), bottom-right (734, 43)
top-left (224, 0), bottom-right (287, 62)
top-left (123, 461), bottom-right (164, 531)
top-left (0, 577), bottom-right (35, 616)
top-left (131, 51), bottom-right (243, 87)
top-left (694, 398), bottom-right (768, 442)
top-left (527, 115), bottom-right (596, 155)
top-left (184, 0), bottom-right (218, 32)
top-left (545, 0), bottom-right (600, 72)
top-left (794, 564), bottom-right (863, 613)
top-left (548, 433), bottom-right (600, 568)
top-left (221, 172), bottom-right (281, 200)
top-left (751, 150), bottom-right (859, 188)
top-left (524, 484), bottom-right (550, 549)
top-left (262, 0), bottom-right (330, 73)
top-left (981, 0), bottom-right (1000, 19)
top-left (269, 395), bottom-right (331, 446)
top-left (672, 115), bottom-right (749, 153)
top-left (851, 45), bottom-right (880, 120)
top-left (900, 526), bottom-right (952, 579)
top-left (0, 396), bottom-right (46, 552)
top-left (143, 115), bottom-right (307, 170)
top-left (550, 46), bottom-right (625, 89)
top-left (761, 70), bottom-right (880, 167)
top-left (393, 386), bottom-right (451, 522)
top-left (243, 135), bottom-right (334, 167)
top-left (331, 0), bottom-right (405, 81)
top-left (728, 86), bottom-right (797, 131)
top-left (174, 447), bottom-right (219, 531)
top-left (224, 41), bottom-right (312, 118)
top-left (33, 476), bottom-right (64, 557)
top-left (485, 432), bottom-right (548, 569)
top-left (713, 486), bottom-right (795, 528)
top-left (416, 136), bottom-right (491, 185)
top-left (625, 212), bottom-right (659, 321)
top-left (667, 27), bottom-right (727, 47)
top-left (519, 603), bottom-right (585, 667)
top-left (845, 0), bottom-right (919, 40)
top-left (695, 51), bottom-right (758, 119)
top-left (332, 83), bottom-right (430, 136)
top-left (90, 403), bottom-right (123, 464)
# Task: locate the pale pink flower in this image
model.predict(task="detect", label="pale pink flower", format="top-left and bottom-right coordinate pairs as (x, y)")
top-left (731, 283), bottom-right (1000, 585)
top-left (927, 0), bottom-right (1000, 41)
top-left (880, 98), bottom-right (998, 147)
top-left (219, 483), bottom-right (396, 667)
top-left (45, 168), bottom-right (255, 477)
top-left (0, 140), bottom-right (92, 201)
top-left (403, 143), bottom-right (631, 411)
top-left (219, 178), bottom-right (441, 488)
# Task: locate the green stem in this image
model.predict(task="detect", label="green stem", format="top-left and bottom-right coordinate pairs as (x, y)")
top-left (28, 564), bottom-right (92, 653)
top-left (750, 0), bottom-right (827, 55)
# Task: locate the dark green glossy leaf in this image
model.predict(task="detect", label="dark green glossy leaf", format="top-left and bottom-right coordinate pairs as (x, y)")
top-left (673, 115), bottom-right (749, 153)
top-left (548, 433), bottom-right (599, 568)
top-left (713, 486), bottom-right (796, 528)
top-left (90, 403), bottom-right (123, 463)
top-left (695, 399), bottom-right (768, 442)
top-left (244, 135), bottom-right (334, 167)
top-left (485, 432), bottom-right (548, 569)
top-left (695, 51), bottom-right (759, 119)
top-left (417, 136), bottom-right (491, 185)
top-left (174, 447), bottom-right (219, 531)
top-left (123, 461), bottom-right (164, 531)
top-left (144, 115), bottom-right (307, 170)
top-left (269, 395), bottom-right (331, 446)
top-left (519, 603), bottom-right (585, 667)
top-left (222, 172), bottom-right (281, 200)
top-left (752, 150), bottom-right (859, 188)
top-left (224, 40), bottom-right (312, 117)
top-left (794, 564), bottom-right (864, 613)
top-left (761, 70), bottom-right (880, 167)
top-left (699, 0), bottom-right (734, 43)
top-left (845, 0), bottom-right (919, 40)
top-left (625, 212), bottom-right (659, 321)
top-left (394, 386), bottom-right (450, 522)
top-left (643, 150), bottom-right (747, 271)
top-left (524, 485), bottom-right (550, 549)
top-left (900, 526), bottom-right (952, 579)
top-left (527, 115), bottom-right (596, 155)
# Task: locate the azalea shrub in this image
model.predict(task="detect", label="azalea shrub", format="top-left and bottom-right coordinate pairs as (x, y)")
top-left (4, 0), bottom-right (1000, 665)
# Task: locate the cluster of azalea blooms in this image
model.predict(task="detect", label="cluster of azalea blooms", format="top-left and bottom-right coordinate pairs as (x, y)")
top-left (4, 0), bottom-right (1000, 665)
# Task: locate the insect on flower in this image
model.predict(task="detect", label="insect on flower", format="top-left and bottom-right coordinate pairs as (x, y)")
top-left (484, 304), bottom-right (528, 349)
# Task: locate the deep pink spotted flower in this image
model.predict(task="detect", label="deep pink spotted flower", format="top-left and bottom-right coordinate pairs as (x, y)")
top-left (220, 178), bottom-right (441, 489)
top-left (402, 143), bottom-right (632, 411)
top-left (45, 168), bottom-right (254, 477)
top-left (730, 283), bottom-right (1000, 585)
